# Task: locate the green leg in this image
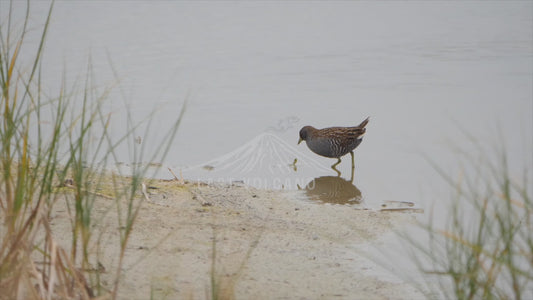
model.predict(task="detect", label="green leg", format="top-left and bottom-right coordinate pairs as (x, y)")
top-left (331, 158), bottom-right (342, 176)
top-left (350, 151), bottom-right (355, 183)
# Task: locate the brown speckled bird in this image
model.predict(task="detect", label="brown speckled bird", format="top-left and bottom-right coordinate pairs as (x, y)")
top-left (298, 117), bottom-right (369, 173)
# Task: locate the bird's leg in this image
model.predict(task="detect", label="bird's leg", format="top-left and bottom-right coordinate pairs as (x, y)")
top-left (350, 151), bottom-right (355, 183)
top-left (331, 158), bottom-right (342, 177)
top-left (331, 158), bottom-right (342, 169)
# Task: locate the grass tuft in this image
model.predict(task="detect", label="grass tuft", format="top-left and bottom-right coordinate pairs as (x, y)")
top-left (0, 1), bottom-right (184, 298)
top-left (406, 133), bottom-right (532, 299)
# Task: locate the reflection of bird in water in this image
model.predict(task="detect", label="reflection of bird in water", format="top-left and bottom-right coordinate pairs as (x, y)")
top-left (298, 117), bottom-right (368, 178)
top-left (303, 176), bottom-right (362, 205)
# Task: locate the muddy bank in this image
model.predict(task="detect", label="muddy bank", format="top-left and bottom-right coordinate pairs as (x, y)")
top-left (50, 180), bottom-right (423, 299)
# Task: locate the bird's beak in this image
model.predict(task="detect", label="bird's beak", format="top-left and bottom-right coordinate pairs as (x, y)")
top-left (298, 138), bottom-right (303, 145)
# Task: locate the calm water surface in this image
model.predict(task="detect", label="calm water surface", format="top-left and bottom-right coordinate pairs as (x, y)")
top-left (4, 1), bottom-right (532, 294)
top-left (6, 2), bottom-right (532, 211)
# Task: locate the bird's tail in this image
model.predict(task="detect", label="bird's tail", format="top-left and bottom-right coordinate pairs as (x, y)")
top-left (357, 117), bottom-right (369, 129)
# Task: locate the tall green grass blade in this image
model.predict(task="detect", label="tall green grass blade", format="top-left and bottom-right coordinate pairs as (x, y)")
top-left (1, 1), bottom-right (183, 298)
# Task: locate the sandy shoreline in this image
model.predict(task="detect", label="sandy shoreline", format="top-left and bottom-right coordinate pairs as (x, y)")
top-left (49, 179), bottom-right (424, 299)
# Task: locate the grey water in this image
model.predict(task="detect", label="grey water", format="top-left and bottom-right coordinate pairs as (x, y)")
top-left (4, 1), bottom-right (532, 295)
top-left (5, 2), bottom-right (532, 210)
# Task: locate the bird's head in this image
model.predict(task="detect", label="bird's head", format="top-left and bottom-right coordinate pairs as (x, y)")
top-left (298, 126), bottom-right (314, 145)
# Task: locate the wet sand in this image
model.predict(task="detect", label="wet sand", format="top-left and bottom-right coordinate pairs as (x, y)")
top-left (50, 179), bottom-right (423, 299)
